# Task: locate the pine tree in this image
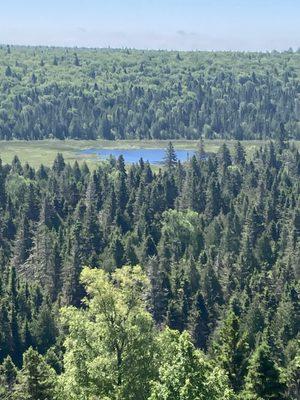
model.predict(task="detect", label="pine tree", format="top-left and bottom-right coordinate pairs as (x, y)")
top-left (22, 219), bottom-right (56, 299)
top-left (196, 137), bottom-right (205, 160)
top-left (25, 184), bottom-right (40, 221)
top-left (11, 155), bottom-right (23, 175)
top-left (219, 143), bottom-right (232, 171)
top-left (0, 159), bottom-right (6, 208)
top-left (10, 305), bottom-right (22, 366)
top-left (13, 347), bottom-right (56, 400)
top-left (243, 340), bottom-right (286, 399)
top-left (52, 153), bottom-right (65, 174)
top-left (212, 310), bottom-right (249, 391)
top-left (187, 291), bottom-right (210, 350)
top-left (5, 65), bottom-right (12, 77)
top-left (234, 141), bottom-right (246, 166)
top-left (12, 215), bottom-right (32, 269)
top-left (0, 355), bottom-right (17, 396)
top-left (74, 53), bottom-right (80, 66)
top-left (141, 235), bottom-right (157, 261)
top-left (110, 236), bottom-right (125, 268)
top-left (115, 156), bottom-right (128, 212)
top-left (202, 263), bottom-right (223, 324)
top-left (0, 303), bottom-right (11, 361)
top-left (30, 301), bottom-right (57, 354)
top-left (83, 177), bottom-right (102, 263)
top-left (163, 142), bottom-right (178, 169)
top-left (61, 222), bottom-right (85, 306)
top-left (205, 175), bottom-right (222, 220)
top-left (101, 115), bottom-right (112, 139)
top-left (285, 351), bottom-right (300, 400)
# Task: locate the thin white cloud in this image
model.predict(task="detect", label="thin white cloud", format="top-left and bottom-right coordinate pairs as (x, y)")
top-left (0, 27), bottom-right (298, 51)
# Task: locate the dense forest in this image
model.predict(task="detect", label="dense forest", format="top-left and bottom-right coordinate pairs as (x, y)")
top-left (0, 139), bottom-right (299, 398)
top-left (0, 45), bottom-right (300, 141)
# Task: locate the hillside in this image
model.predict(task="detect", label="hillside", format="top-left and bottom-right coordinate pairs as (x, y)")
top-left (0, 45), bottom-right (299, 141)
top-left (0, 141), bottom-right (299, 398)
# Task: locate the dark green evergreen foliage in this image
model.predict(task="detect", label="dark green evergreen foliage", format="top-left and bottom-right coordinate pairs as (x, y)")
top-left (0, 140), bottom-right (299, 397)
top-left (147, 256), bottom-right (170, 324)
top-left (5, 65), bottom-right (12, 77)
top-left (163, 142), bottom-right (178, 169)
top-left (285, 348), bottom-right (300, 400)
top-left (212, 309), bottom-right (249, 391)
top-left (187, 291), bottom-right (210, 350)
top-left (0, 355), bottom-right (17, 396)
top-left (13, 347), bottom-right (56, 400)
top-left (205, 175), bottom-right (222, 219)
top-left (219, 143), bottom-right (232, 171)
top-left (0, 47), bottom-right (300, 141)
top-left (243, 340), bottom-right (286, 399)
top-left (0, 159), bottom-right (7, 208)
top-left (234, 141), bottom-right (247, 166)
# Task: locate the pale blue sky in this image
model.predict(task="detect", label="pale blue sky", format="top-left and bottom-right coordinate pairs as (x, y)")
top-left (0, 0), bottom-right (299, 50)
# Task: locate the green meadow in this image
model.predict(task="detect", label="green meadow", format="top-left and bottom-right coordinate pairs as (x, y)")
top-left (0, 139), bottom-right (299, 168)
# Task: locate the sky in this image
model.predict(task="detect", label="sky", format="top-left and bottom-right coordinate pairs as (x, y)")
top-left (0, 0), bottom-right (299, 51)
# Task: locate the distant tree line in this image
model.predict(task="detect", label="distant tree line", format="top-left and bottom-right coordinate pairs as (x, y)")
top-left (0, 45), bottom-right (299, 140)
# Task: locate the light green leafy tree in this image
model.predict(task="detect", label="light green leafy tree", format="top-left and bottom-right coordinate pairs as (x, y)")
top-left (149, 328), bottom-right (235, 400)
top-left (58, 265), bottom-right (158, 400)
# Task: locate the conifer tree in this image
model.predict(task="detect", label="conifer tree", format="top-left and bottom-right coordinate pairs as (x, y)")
top-left (234, 141), bottom-right (246, 166)
top-left (205, 176), bottom-right (222, 220)
top-left (13, 347), bottom-right (56, 400)
top-left (243, 341), bottom-right (286, 399)
top-left (187, 291), bottom-right (210, 350)
top-left (0, 159), bottom-right (6, 209)
top-left (23, 220), bottom-right (56, 298)
top-left (147, 256), bottom-right (171, 324)
top-left (52, 153), bottom-right (65, 174)
top-left (219, 143), bottom-right (232, 171)
top-left (212, 310), bottom-right (249, 391)
top-left (12, 216), bottom-right (32, 269)
top-left (196, 137), bottom-right (205, 160)
top-left (0, 355), bottom-right (17, 396)
top-left (61, 223), bottom-right (85, 306)
top-left (163, 142), bottom-right (178, 169)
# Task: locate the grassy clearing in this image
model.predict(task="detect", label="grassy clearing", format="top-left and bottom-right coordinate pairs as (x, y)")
top-left (0, 139), bottom-right (299, 169)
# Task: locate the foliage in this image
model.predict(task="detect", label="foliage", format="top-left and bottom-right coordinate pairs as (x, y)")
top-left (0, 141), bottom-right (299, 398)
top-left (59, 266), bottom-right (157, 400)
top-left (149, 328), bottom-right (235, 400)
top-left (0, 46), bottom-right (299, 140)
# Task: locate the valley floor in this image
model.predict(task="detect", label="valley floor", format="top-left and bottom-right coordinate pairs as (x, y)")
top-left (0, 139), bottom-right (299, 168)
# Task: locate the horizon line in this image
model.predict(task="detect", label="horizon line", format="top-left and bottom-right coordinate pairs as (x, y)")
top-left (1, 43), bottom-right (299, 54)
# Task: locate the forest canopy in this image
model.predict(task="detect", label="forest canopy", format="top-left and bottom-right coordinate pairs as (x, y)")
top-left (0, 45), bottom-right (299, 141)
top-left (0, 140), bottom-right (299, 398)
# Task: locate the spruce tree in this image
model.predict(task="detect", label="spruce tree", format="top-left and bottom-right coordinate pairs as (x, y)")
top-left (243, 341), bottom-right (286, 399)
top-left (212, 310), bottom-right (249, 391)
top-left (187, 291), bottom-right (210, 350)
top-left (234, 141), bottom-right (246, 166)
top-left (0, 355), bottom-right (17, 396)
top-left (13, 347), bottom-right (56, 400)
top-left (0, 159), bottom-right (6, 209)
top-left (163, 142), bottom-right (178, 169)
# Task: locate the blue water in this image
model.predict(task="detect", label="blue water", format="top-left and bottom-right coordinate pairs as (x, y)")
top-left (80, 148), bottom-right (196, 164)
